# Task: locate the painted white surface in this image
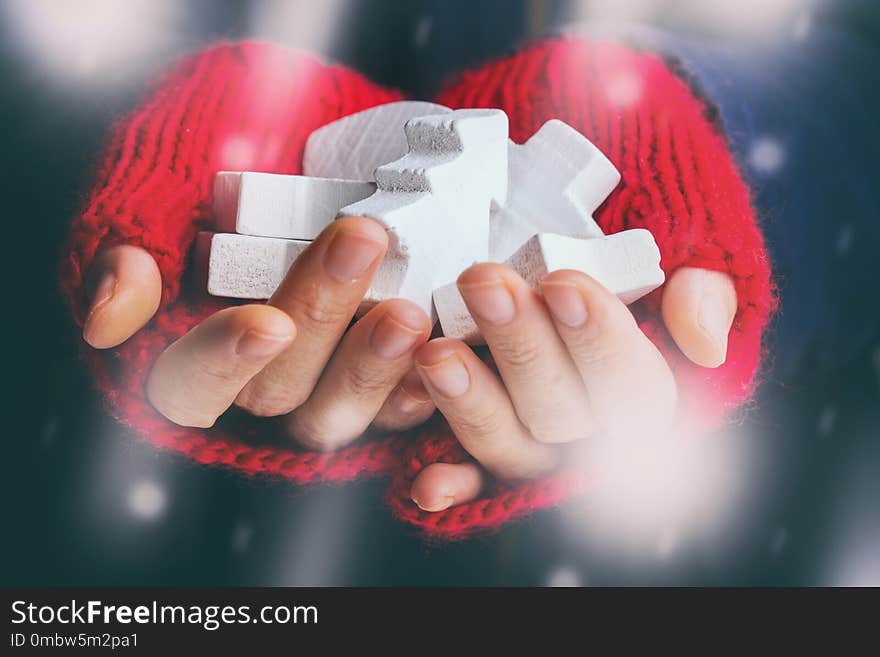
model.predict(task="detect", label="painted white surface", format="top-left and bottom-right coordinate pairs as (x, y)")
top-left (490, 119), bottom-right (620, 262)
top-left (435, 230), bottom-right (664, 343)
top-left (213, 171), bottom-right (374, 240)
top-left (304, 101), bottom-right (452, 181)
top-left (340, 108), bottom-right (509, 318)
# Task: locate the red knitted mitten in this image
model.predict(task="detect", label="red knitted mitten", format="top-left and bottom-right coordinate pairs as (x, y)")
top-left (386, 38), bottom-right (775, 538)
top-left (60, 42), bottom-right (412, 483)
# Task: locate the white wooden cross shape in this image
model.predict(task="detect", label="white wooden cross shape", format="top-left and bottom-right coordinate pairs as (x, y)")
top-left (197, 101), bottom-right (664, 338)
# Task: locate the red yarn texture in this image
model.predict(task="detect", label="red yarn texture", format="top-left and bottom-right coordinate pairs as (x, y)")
top-left (61, 38), bottom-right (774, 539)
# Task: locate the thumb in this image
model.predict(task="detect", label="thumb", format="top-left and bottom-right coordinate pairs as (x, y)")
top-left (661, 267), bottom-right (737, 368)
top-left (82, 245), bottom-right (162, 349)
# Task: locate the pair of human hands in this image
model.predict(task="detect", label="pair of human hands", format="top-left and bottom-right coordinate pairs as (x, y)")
top-left (83, 215), bottom-right (736, 512)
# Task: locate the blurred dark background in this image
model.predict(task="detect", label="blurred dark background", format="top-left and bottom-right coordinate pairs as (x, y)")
top-left (2, 0), bottom-right (878, 586)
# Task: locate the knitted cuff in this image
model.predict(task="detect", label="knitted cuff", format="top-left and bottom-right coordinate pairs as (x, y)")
top-left (59, 41), bottom-right (407, 484)
top-left (387, 37), bottom-right (775, 538)
top-left (387, 417), bottom-right (591, 539)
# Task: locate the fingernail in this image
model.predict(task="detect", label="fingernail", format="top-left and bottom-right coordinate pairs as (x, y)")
top-left (541, 281), bottom-right (588, 327)
top-left (395, 390), bottom-right (422, 415)
top-left (235, 329), bottom-right (293, 359)
top-left (458, 279), bottom-right (516, 325)
top-left (370, 313), bottom-right (423, 360)
top-left (396, 372), bottom-right (431, 414)
top-left (412, 494), bottom-right (454, 512)
top-left (323, 227), bottom-right (385, 282)
top-left (87, 272), bottom-right (117, 317)
top-left (418, 354), bottom-right (470, 398)
top-left (83, 272), bottom-right (117, 344)
top-left (697, 293), bottom-right (729, 353)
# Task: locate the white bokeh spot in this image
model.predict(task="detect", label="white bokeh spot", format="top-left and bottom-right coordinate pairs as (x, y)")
top-left (771, 526), bottom-right (789, 557)
top-left (127, 480), bottom-right (166, 521)
top-left (232, 522), bottom-right (253, 553)
top-left (605, 71), bottom-right (643, 109)
top-left (656, 527), bottom-right (679, 560)
top-left (818, 405), bottom-right (837, 437)
top-left (220, 137), bottom-right (257, 171)
top-left (792, 12), bottom-right (812, 41)
top-left (836, 225), bottom-right (854, 256)
top-left (546, 566), bottom-right (583, 587)
top-left (413, 15), bottom-right (433, 48)
top-left (749, 138), bottom-right (785, 175)
top-left (3, 0), bottom-right (179, 84)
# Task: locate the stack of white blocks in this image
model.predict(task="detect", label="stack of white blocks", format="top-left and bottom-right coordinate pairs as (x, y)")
top-left (198, 100), bottom-right (665, 342)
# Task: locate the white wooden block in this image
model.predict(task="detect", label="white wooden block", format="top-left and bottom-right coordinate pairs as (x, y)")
top-left (434, 229), bottom-right (664, 344)
top-left (197, 232), bottom-right (310, 299)
top-left (340, 108), bottom-right (509, 318)
top-left (197, 232), bottom-right (385, 316)
top-left (304, 101), bottom-right (452, 181)
top-left (213, 171), bottom-right (374, 240)
top-left (490, 119), bottom-right (621, 262)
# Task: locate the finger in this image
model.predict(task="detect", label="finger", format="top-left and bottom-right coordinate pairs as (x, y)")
top-left (285, 299), bottom-right (432, 451)
top-left (661, 266), bottom-right (737, 368)
top-left (82, 245), bottom-right (162, 349)
top-left (540, 270), bottom-right (677, 438)
top-left (373, 368), bottom-right (436, 432)
top-left (457, 263), bottom-right (594, 444)
top-left (411, 462), bottom-right (484, 512)
top-left (146, 305), bottom-right (296, 428)
top-left (235, 216), bottom-right (389, 416)
top-left (414, 338), bottom-right (558, 481)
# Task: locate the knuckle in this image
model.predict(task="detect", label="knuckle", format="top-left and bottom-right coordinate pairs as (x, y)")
top-left (342, 363), bottom-right (393, 397)
top-left (492, 333), bottom-right (542, 369)
top-left (291, 290), bottom-right (352, 330)
top-left (569, 332), bottom-right (631, 371)
top-left (452, 406), bottom-right (504, 440)
top-left (188, 348), bottom-right (241, 386)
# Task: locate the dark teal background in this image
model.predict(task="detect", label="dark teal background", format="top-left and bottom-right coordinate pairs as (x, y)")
top-left (2, 0), bottom-right (878, 585)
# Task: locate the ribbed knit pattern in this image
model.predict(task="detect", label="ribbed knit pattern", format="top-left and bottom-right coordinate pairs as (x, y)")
top-left (61, 38), bottom-right (774, 539)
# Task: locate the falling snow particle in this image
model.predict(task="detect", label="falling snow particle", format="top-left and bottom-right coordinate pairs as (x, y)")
top-left (605, 71), bottom-right (642, 109)
top-left (220, 136), bottom-right (256, 171)
top-left (771, 527), bottom-right (788, 557)
top-left (546, 566), bottom-right (582, 587)
top-left (127, 481), bottom-right (166, 520)
top-left (232, 522), bottom-right (253, 553)
top-left (749, 138), bottom-right (785, 175)
top-left (41, 416), bottom-right (58, 448)
top-left (817, 405), bottom-right (837, 437)
top-left (656, 528), bottom-right (679, 560)
top-left (413, 16), bottom-right (433, 48)
top-left (792, 12), bottom-right (812, 41)
top-left (835, 225), bottom-right (854, 256)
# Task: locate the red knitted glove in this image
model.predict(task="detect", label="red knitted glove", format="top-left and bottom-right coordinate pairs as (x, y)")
top-left (386, 38), bottom-right (775, 538)
top-left (60, 42), bottom-right (412, 483)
